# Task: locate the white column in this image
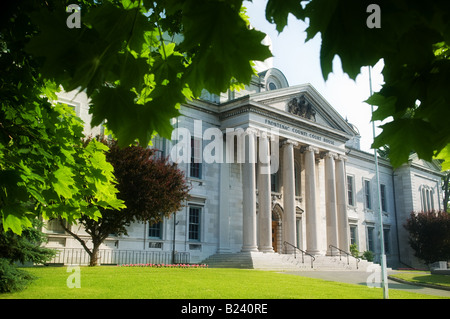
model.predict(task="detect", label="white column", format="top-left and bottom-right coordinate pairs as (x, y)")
top-left (335, 155), bottom-right (349, 251)
top-left (282, 139), bottom-right (298, 253)
top-left (304, 146), bottom-right (320, 255)
top-left (218, 161), bottom-right (231, 253)
top-left (241, 129), bottom-right (258, 252)
top-left (258, 132), bottom-right (273, 253)
top-left (325, 152), bottom-right (338, 255)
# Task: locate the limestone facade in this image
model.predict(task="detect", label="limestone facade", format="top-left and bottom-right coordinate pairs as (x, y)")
top-left (46, 69), bottom-right (444, 269)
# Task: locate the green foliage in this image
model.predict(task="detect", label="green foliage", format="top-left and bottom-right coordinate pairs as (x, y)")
top-left (404, 211), bottom-right (450, 265)
top-left (350, 243), bottom-right (359, 258)
top-left (0, 259), bottom-right (36, 293)
top-left (435, 145), bottom-right (450, 171)
top-left (23, 0), bottom-right (271, 147)
top-left (0, 219), bottom-right (54, 293)
top-left (63, 139), bottom-right (190, 266)
top-left (0, 219), bottom-right (56, 265)
top-left (3, 0), bottom-right (269, 237)
top-left (265, 0), bottom-right (305, 33)
top-left (350, 243), bottom-right (374, 262)
top-left (0, 95), bottom-right (125, 233)
top-left (1, 1), bottom-right (125, 234)
top-left (265, 0), bottom-right (450, 168)
top-left (362, 250), bottom-right (374, 262)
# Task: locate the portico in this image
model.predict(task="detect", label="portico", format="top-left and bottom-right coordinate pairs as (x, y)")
top-left (239, 128), bottom-right (350, 256)
top-left (220, 84), bottom-right (357, 256)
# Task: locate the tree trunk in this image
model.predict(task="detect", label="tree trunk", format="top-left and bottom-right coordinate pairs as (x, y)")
top-left (89, 245), bottom-right (100, 266)
top-left (59, 219), bottom-right (101, 266)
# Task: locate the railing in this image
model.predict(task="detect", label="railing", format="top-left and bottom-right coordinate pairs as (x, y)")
top-left (328, 245), bottom-right (360, 269)
top-left (283, 241), bottom-right (315, 268)
top-left (46, 248), bottom-right (190, 266)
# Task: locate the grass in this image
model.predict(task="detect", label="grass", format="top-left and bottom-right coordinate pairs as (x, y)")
top-left (389, 271), bottom-right (450, 289)
top-left (0, 266), bottom-right (448, 299)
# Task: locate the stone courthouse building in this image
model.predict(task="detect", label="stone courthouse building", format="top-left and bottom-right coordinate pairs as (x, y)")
top-left (46, 66), bottom-right (444, 270)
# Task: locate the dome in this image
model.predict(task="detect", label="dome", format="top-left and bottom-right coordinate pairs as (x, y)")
top-left (259, 68), bottom-right (289, 91)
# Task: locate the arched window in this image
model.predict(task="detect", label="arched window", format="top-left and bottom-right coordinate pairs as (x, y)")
top-left (268, 82), bottom-right (277, 90)
top-left (421, 185), bottom-right (435, 212)
top-left (421, 188), bottom-right (427, 211)
top-left (262, 68), bottom-right (289, 91)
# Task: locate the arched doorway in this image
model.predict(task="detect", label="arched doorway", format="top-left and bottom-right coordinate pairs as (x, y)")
top-left (272, 204), bottom-right (283, 253)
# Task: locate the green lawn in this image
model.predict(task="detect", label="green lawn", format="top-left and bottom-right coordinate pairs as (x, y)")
top-left (390, 271), bottom-right (450, 289)
top-left (0, 266), bottom-right (448, 299)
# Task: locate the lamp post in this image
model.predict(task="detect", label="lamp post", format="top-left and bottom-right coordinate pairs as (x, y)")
top-left (369, 66), bottom-right (389, 299)
top-left (172, 212), bottom-right (179, 264)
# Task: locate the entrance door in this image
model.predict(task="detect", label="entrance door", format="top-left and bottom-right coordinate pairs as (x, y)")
top-left (272, 221), bottom-right (278, 252)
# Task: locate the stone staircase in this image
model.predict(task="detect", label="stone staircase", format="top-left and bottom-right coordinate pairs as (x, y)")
top-left (201, 252), bottom-right (381, 272)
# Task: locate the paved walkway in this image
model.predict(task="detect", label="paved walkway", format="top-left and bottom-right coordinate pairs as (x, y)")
top-left (281, 270), bottom-right (450, 298)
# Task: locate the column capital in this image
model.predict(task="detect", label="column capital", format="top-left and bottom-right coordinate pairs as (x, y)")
top-left (336, 154), bottom-right (348, 161)
top-left (300, 145), bottom-right (319, 154)
top-left (244, 127), bottom-right (259, 136)
top-left (323, 151), bottom-right (338, 159)
top-left (281, 139), bottom-right (298, 148)
top-left (259, 130), bottom-right (268, 139)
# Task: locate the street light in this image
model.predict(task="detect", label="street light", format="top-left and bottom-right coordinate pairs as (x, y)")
top-left (368, 65), bottom-right (389, 299)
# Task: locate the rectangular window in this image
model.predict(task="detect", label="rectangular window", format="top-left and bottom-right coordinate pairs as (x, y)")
top-left (364, 179), bottom-right (372, 210)
top-left (367, 226), bottom-right (375, 252)
top-left (350, 225), bottom-right (358, 246)
top-left (383, 229), bottom-right (390, 254)
top-left (46, 219), bottom-right (66, 234)
top-left (380, 184), bottom-right (387, 212)
top-left (294, 164), bottom-right (301, 197)
top-left (347, 175), bottom-right (354, 206)
top-left (151, 135), bottom-right (165, 159)
top-left (190, 138), bottom-right (202, 178)
top-left (189, 206), bottom-right (201, 241)
top-left (271, 172), bottom-right (279, 193)
top-left (148, 220), bottom-right (162, 239)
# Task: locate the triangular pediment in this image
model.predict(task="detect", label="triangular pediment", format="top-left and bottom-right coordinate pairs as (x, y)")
top-left (248, 83), bottom-right (359, 137)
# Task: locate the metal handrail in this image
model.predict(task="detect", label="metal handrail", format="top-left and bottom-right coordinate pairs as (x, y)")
top-left (328, 244), bottom-right (360, 269)
top-left (283, 241), bottom-right (315, 268)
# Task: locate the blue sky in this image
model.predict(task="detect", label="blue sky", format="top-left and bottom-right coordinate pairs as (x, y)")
top-left (244, 0), bottom-right (385, 152)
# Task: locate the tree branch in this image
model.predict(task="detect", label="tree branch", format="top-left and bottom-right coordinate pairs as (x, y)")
top-left (59, 218), bottom-right (92, 257)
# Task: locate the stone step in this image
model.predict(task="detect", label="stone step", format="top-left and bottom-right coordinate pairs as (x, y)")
top-left (202, 252), bottom-right (383, 272)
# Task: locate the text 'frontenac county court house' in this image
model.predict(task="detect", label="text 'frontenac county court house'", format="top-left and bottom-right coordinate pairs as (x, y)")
top-left (47, 66), bottom-right (444, 270)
